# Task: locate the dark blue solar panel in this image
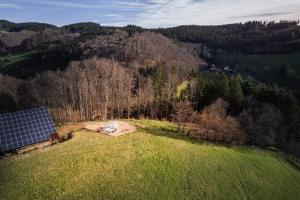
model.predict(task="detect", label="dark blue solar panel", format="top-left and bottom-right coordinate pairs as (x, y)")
top-left (0, 107), bottom-right (56, 152)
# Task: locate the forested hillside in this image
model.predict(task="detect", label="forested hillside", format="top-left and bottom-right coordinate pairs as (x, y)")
top-left (0, 20), bottom-right (299, 157)
top-left (155, 21), bottom-right (300, 54)
top-left (1, 21), bottom-right (300, 87)
top-left (0, 21), bottom-right (205, 78)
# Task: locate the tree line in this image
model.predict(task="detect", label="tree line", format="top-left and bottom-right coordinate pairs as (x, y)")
top-left (0, 20), bottom-right (57, 32)
top-left (155, 21), bottom-right (300, 54)
top-left (0, 57), bottom-right (299, 156)
top-left (3, 20), bottom-right (299, 56)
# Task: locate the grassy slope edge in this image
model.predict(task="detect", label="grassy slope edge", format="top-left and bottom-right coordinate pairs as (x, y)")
top-left (0, 120), bottom-right (299, 200)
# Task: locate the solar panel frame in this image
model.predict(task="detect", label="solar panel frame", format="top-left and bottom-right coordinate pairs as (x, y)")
top-left (0, 107), bottom-right (56, 152)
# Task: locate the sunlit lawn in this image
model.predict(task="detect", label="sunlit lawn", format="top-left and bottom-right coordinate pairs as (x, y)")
top-left (0, 120), bottom-right (299, 200)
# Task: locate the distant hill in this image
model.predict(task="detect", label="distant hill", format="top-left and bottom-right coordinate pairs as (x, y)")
top-left (0, 20), bottom-right (57, 32)
top-left (155, 21), bottom-right (300, 54)
top-left (62, 22), bottom-right (102, 34)
top-left (0, 20), bottom-right (205, 78)
top-left (1, 20), bottom-right (300, 97)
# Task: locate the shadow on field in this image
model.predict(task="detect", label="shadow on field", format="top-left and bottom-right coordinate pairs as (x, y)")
top-left (135, 123), bottom-right (264, 154)
top-left (135, 122), bottom-right (300, 170)
top-left (136, 124), bottom-right (206, 145)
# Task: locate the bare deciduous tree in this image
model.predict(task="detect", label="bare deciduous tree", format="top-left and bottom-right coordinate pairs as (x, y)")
top-left (172, 101), bottom-right (194, 133)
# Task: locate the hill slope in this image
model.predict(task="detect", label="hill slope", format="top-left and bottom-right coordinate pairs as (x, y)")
top-left (0, 28), bottom-right (205, 79)
top-left (1, 20), bottom-right (300, 91)
top-left (0, 120), bottom-right (299, 200)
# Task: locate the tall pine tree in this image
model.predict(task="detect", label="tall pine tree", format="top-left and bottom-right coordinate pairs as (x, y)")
top-left (229, 75), bottom-right (244, 114)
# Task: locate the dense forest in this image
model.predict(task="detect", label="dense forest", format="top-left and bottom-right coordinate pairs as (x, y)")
top-left (0, 20), bottom-right (299, 157)
top-left (155, 21), bottom-right (300, 54)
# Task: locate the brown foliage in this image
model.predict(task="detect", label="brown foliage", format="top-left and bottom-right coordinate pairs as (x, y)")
top-left (172, 101), bottom-right (194, 133)
top-left (239, 102), bottom-right (287, 147)
top-left (123, 32), bottom-right (204, 75)
top-left (81, 31), bottom-right (204, 77)
top-left (0, 30), bottom-right (37, 48)
top-left (0, 28), bottom-right (79, 53)
top-left (22, 28), bottom-right (80, 50)
top-left (30, 58), bottom-right (135, 121)
top-left (191, 98), bottom-right (245, 144)
top-left (173, 101), bottom-right (194, 123)
top-left (0, 74), bottom-right (28, 108)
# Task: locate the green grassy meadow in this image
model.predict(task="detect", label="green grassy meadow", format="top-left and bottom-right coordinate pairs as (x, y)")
top-left (0, 51), bottom-right (37, 69)
top-left (0, 120), bottom-right (299, 200)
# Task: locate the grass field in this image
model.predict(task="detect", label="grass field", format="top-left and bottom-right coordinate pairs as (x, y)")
top-left (0, 120), bottom-right (299, 200)
top-left (176, 80), bottom-right (189, 97)
top-left (0, 51), bottom-right (37, 69)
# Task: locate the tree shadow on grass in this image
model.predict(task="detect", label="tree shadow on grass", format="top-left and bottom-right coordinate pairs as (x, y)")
top-left (139, 126), bottom-right (195, 141)
top-left (135, 124), bottom-right (232, 148)
top-left (138, 125), bottom-right (300, 169)
top-left (134, 122), bottom-right (272, 156)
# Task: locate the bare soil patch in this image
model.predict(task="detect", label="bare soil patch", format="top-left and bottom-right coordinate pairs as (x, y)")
top-left (84, 121), bottom-right (136, 137)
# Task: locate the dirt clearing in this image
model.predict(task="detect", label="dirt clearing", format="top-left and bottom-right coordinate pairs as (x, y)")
top-left (84, 121), bottom-right (136, 136)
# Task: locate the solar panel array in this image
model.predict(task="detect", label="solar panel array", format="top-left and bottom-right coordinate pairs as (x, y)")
top-left (0, 107), bottom-right (56, 152)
